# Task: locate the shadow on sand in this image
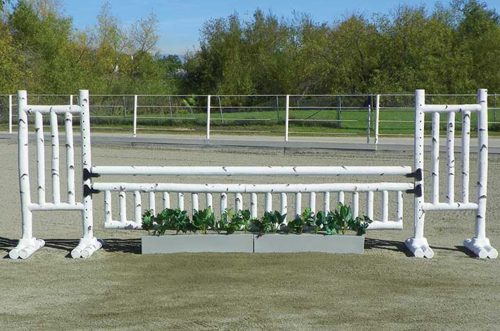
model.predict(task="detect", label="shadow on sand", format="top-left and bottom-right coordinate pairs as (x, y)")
top-left (1, 236), bottom-right (472, 258)
top-left (0, 236), bottom-right (141, 258)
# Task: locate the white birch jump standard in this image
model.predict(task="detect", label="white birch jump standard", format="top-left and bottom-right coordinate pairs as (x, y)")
top-left (405, 89), bottom-right (497, 259)
top-left (10, 89), bottom-right (497, 260)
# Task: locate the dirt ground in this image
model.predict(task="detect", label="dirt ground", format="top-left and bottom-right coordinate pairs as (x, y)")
top-left (0, 138), bottom-right (499, 330)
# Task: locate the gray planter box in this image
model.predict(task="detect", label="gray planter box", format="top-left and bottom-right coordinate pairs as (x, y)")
top-left (142, 234), bottom-right (254, 254)
top-left (253, 234), bottom-right (364, 254)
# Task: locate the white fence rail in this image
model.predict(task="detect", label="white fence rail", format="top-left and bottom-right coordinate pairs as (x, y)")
top-left (1, 93), bottom-right (499, 142)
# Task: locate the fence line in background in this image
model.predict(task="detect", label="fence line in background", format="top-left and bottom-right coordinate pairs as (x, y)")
top-left (2, 93), bottom-right (499, 144)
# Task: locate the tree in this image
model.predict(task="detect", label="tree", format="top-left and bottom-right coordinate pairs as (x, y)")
top-left (0, 20), bottom-right (25, 92)
top-left (8, 0), bottom-right (77, 92)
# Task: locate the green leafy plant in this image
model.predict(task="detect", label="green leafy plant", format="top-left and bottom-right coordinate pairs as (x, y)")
top-left (141, 204), bottom-right (370, 236)
top-left (192, 207), bottom-right (215, 234)
top-left (315, 210), bottom-right (328, 234)
top-left (262, 211), bottom-right (287, 233)
top-left (349, 215), bottom-right (372, 236)
top-left (216, 209), bottom-right (255, 234)
top-left (217, 209), bottom-right (236, 234)
top-left (236, 209), bottom-right (252, 233)
top-left (170, 209), bottom-right (191, 234)
top-left (249, 212), bottom-right (274, 234)
top-left (288, 208), bottom-right (315, 234)
top-left (141, 209), bottom-right (155, 233)
top-left (323, 203), bottom-right (372, 235)
top-left (155, 208), bottom-right (190, 235)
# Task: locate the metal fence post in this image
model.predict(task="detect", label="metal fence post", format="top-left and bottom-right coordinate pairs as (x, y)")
top-left (8, 94), bottom-right (13, 134)
top-left (375, 94), bottom-right (380, 145)
top-left (367, 103), bottom-right (371, 144)
top-left (207, 95), bottom-right (211, 140)
top-left (133, 95), bottom-right (138, 137)
top-left (285, 94), bottom-right (289, 142)
top-left (338, 96), bottom-right (342, 128)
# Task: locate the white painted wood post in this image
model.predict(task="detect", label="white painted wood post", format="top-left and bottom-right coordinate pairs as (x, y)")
top-left (323, 192), bottom-right (330, 213)
top-left (309, 192), bottom-right (316, 213)
top-left (374, 94), bottom-right (380, 145)
top-left (206, 95), bottom-right (211, 140)
top-left (15, 92), bottom-right (32, 241)
top-left (397, 191), bottom-right (404, 224)
top-left (446, 112), bottom-right (455, 203)
top-left (280, 193), bottom-right (287, 222)
top-left (192, 193), bottom-right (199, 212)
top-left (8, 94), bottom-right (13, 134)
top-left (65, 112), bottom-right (76, 204)
top-left (464, 88), bottom-right (498, 259)
top-left (295, 192), bottom-right (302, 217)
top-left (474, 90), bottom-right (488, 242)
top-left (461, 110), bottom-right (471, 203)
top-left (367, 191), bottom-right (374, 220)
top-left (50, 111), bottom-right (61, 204)
top-left (414, 89), bottom-right (425, 241)
top-left (9, 91), bottom-right (46, 259)
top-left (104, 190), bottom-right (112, 224)
top-left (265, 192), bottom-right (272, 212)
top-left (381, 191), bottom-right (389, 222)
top-left (338, 191), bottom-right (344, 205)
top-left (149, 192), bottom-right (156, 214)
top-left (178, 192), bottom-right (185, 210)
top-left (119, 191), bottom-right (127, 225)
top-left (285, 94), bottom-right (289, 142)
top-left (66, 95), bottom-right (76, 204)
top-left (163, 192), bottom-right (170, 209)
top-left (405, 89), bottom-right (433, 258)
top-left (72, 89), bottom-right (101, 259)
top-left (35, 111), bottom-right (46, 205)
top-left (431, 112), bottom-right (440, 204)
top-left (134, 191), bottom-right (142, 224)
top-left (206, 193), bottom-right (213, 209)
top-left (220, 192), bottom-right (227, 213)
top-left (250, 193), bottom-right (257, 218)
top-left (133, 95), bottom-right (138, 137)
top-left (352, 192), bottom-right (359, 218)
top-left (235, 193), bottom-right (242, 211)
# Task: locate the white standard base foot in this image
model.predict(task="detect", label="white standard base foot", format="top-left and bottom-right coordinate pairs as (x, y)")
top-left (405, 237), bottom-right (434, 258)
top-left (71, 237), bottom-right (102, 259)
top-left (9, 238), bottom-right (45, 259)
top-left (464, 237), bottom-right (498, 259)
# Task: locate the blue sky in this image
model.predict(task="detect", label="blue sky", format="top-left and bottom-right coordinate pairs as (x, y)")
top-left (59, 0), bottom-right (500, 55)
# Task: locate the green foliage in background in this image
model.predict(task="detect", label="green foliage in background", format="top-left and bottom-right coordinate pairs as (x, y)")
top-left (0, 0), bottom-right (499, 94)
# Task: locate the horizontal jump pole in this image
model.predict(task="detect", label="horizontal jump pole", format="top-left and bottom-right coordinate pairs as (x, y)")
top-left (25, 105), bottom-right (84, 114)
top-left (28, 203), bottom-right (84, 211)
top-left (421, 104), bottom-right (481, 113)
top-left (422, 202), bottom-right (478, 211)
top-left (92, 182), bottom-right (413, 193)
top-left (368, 221), bottom-right (403, 230)
top-left (91, 166), bottom-right (413, 177)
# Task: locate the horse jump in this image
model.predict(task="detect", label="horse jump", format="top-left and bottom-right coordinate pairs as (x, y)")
top-left (9, 89), bottom-right (497, 259)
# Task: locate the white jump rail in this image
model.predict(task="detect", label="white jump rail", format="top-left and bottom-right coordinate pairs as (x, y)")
top-left (9, 89), bottom-right (497, 259)
top-left (92, 178), bottom-right (412, 230)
